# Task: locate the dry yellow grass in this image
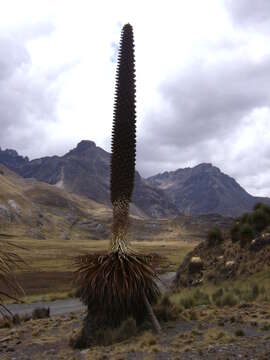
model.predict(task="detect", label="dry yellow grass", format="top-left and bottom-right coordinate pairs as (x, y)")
top-left (2, 237), bottom-right (195, 301)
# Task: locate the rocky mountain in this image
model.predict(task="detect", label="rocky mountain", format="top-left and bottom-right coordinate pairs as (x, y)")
top-left (0, 141), bottom-right (178, 218)
top-left (1, 144), bottom-right (269, 217)
top-left (0, 148), bottom-right (29, 171)
top-left (1, 164), bottom-right (228, 242)
top-left (147, 163), bottom-right (270, 216)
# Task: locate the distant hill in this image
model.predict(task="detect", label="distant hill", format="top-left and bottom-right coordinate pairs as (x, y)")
top-left (0, 164), bottom-right (112, 240)
top-left (0, 164), bottom-right (227, 242)
top-left (147, 163), bottom-right (270, 216)
top-left (0, 142), bottom-right (178, 218)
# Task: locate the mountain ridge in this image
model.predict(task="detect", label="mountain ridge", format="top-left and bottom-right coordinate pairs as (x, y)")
top-left (0, 141), bottom-right (178, 218)
top-left (147, 163), bottom-right (270, 216)
top-left (0, 142), bottom-right (269, 217)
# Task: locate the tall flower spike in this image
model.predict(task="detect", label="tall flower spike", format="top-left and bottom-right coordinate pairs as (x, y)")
top-left (110, 23), bottom-right (136, 252)
top-left (73, 24), bottom-right (161, 348)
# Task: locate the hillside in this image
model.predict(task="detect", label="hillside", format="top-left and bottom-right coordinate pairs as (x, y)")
top-left (147, 163), bottom-right (270, 216)
top-left (0, 164), bottom-right (112, 240)
top-left (0, 142), bottom-right (177, 218)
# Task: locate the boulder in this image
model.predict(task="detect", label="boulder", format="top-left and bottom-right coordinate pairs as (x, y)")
top-left (188, 256), bottom-right (203, 274)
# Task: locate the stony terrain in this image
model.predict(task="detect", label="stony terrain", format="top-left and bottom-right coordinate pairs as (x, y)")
top-left (1, 300), bottom-right (270, 359)
top-left (175, 233), bottom-right (270, 288)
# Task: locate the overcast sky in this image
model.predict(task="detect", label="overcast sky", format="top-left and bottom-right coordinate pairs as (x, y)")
top-left (0, 0), bottom-right (270, 196)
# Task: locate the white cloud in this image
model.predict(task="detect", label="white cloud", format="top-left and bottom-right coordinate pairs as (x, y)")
top-left (0, 0), bottom-right (270, 196)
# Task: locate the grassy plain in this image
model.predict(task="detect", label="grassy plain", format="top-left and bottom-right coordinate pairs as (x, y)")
top-left (6, 237), bottom-right (196, 302)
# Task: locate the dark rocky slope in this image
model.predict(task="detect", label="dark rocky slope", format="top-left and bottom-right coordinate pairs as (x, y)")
top-left (0, 141), bottom-right (177, 218)
top-left (147, 163), bottom-right (270, 216)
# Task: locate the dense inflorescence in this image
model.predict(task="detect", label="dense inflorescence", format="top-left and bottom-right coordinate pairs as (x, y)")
top-left (110, 23), bottom-right (136, 206)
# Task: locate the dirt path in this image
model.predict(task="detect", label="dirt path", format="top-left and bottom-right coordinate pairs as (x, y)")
top-left (6, 298), bottom-right (84, 317)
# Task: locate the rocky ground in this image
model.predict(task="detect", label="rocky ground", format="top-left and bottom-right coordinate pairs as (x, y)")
top-left (1, 301), bottom-right (270, 359)
top-left (175, 233), bottom-right (270, 288)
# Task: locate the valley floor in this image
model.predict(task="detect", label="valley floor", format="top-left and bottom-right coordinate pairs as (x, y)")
top-left (1, 302), bottom-right (270, 359)
top-left (4, 238), bottom-right (195, 303)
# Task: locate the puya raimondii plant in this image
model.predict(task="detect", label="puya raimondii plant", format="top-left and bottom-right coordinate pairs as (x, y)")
top-left (73, 23), bottom-right (161, 348)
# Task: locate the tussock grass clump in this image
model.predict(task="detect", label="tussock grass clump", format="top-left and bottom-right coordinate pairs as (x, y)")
top-left (178, 289), bottom-right (211, 309)
top-left (234, 328), bottom-right (245, 337)
top-left (154, 295), bottom-right (182, 322)
top-left (140, 331), bottom-right (157, 347)
top-left (94, 318), bottom-right (137, 346)
top-left (72, 317), bottom-right (138, 349)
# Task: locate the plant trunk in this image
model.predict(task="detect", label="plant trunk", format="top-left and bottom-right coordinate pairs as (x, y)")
top-left (110, 198), bottom-right (130, 252)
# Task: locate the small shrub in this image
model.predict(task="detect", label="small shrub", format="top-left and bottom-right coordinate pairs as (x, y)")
top-left (230, 223), bottom-right (241, 243)
top-left (180, 295), bottom-right (195, 309)
top-left (179, 289), bottom-right (210, 309)
top-left (252, 209), bottom-right (269, 233)
top-left (239, 224), bottom-right (255, 247)
top-left (253, 202), bottom-right (270, 215)
top-left (193, 289), bottom-right (211, 306)
top-left (254, 202), bottom-right (263, 211)
top-left (234, 328), bottom-right (245, 337)
top-left (221, 292), bottom-right (238, 307)
top-left (207, 227), bottom-right (223, 247)
top-left (140, 331), bottom-right (157, 346)
top-left (154, 295), bottom-right (182, 322)
top-left (212, 288), bottom-right (224, 306)
top-left (240, 212), bottom-right (252, 225)
top-left (32, 307), bottom-right (50, 319)
top-left (94, 318), bottom-right (137, 346)
top-left (252, 284), bottom-right (259, 299)
top-left (212, 289), bottom-right (238, 307)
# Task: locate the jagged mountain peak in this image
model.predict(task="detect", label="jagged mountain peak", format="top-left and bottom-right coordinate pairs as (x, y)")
top-left (0, 141), bottom-right (176, 218)
top-left (1, 142), bottom-right (269, 217)
top-left (67, 140), bottom-right (97, 155)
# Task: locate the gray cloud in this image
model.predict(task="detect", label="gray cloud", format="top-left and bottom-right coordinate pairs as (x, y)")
top-left (226, 0), bottom-right (270, 28)
top-left (0, 35), bottom-right (58, 153)
top-left (0, 21), bottom-right (76, 158)
top-left (137, 54), bottom-right (270, 196)
top-left (140, 55), bottom-right (270, 147)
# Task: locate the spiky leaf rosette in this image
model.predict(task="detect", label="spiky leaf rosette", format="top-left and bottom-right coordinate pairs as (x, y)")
top-left (74, 252), bottom-right (160, 328)
top-left (110, 24), bottom-right (136, 251)
top-left (0, 237), bottom-right (25, 316)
